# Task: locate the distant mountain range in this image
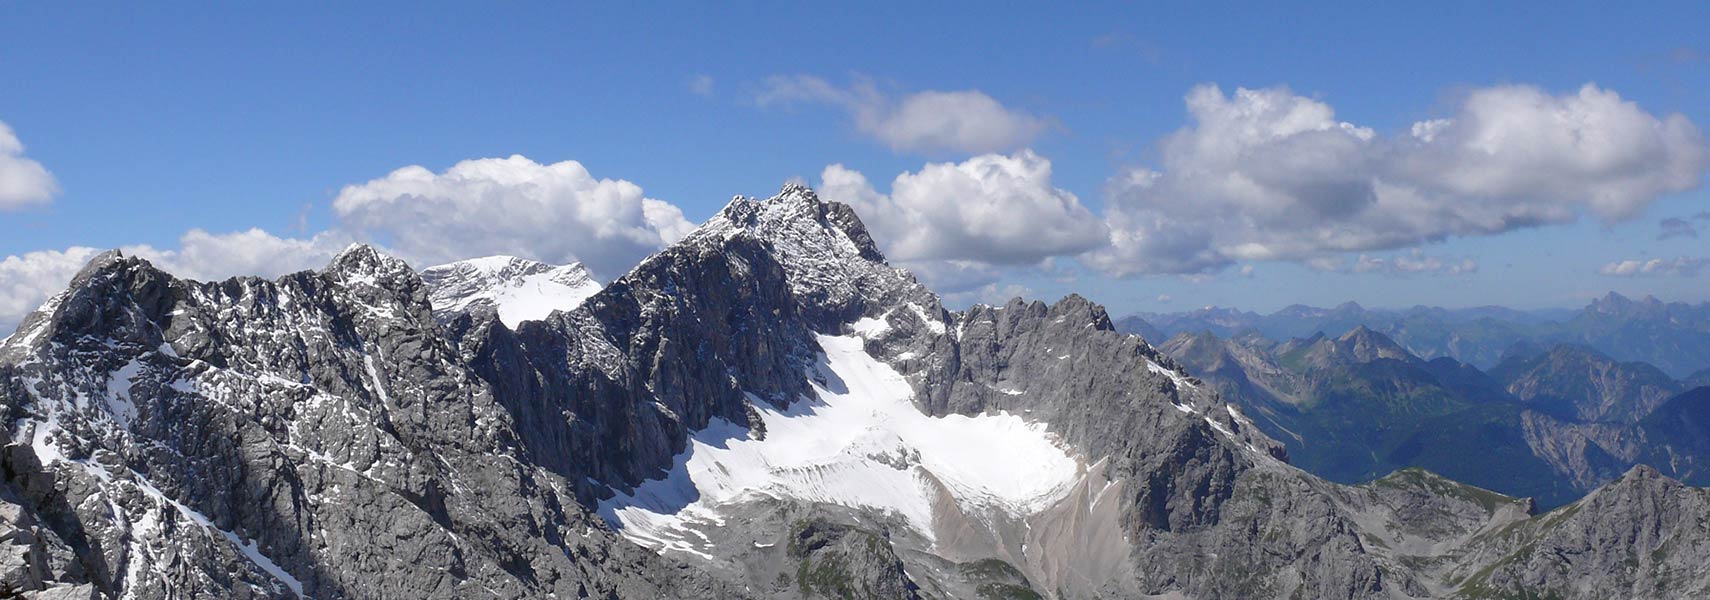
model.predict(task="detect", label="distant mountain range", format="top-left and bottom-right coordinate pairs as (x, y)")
top-left (1122, 292), bottom-right (1710, 378)
top-left (1150, 321), bottom-right (1708, 510)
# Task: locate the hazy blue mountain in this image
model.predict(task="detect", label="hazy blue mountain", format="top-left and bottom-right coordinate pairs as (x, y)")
top-left (1161, 327), bottom-right (1579, 508)
top-left (1488, 344), bottom-right (1684, 424)
top-left (1549, 292), bottom-right (1710, 379)
top-left (1111, 314), bottom-right (1165, 344)
top-left (1161, 325), bottom-right (1710, 511)
top-left (1637, 387), bottom-right (1710, 484)
top-left (1125, 291), bottom-right (1710, 377)
top-left (1687, 367), bottom-right (1710, 389)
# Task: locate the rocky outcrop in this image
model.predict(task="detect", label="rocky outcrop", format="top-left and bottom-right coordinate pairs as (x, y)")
top-left (786, 519), bottom-right (922, 600)
top-left (1449, 465), bottom-right (1710, 599)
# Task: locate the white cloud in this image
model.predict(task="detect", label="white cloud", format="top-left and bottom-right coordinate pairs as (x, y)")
top-left (1391, 84), bottom-right (1706, 220)
top-left (0, 120), bottom-right (59, 210)
top-left (756, 75), bottom-right (1048, 154)
top-left (891, 260), bottom-right (1002, 294)
top-left (125, 228), bottom-right (354, 282)
top-left (1599, 256), bottom-right (1709, 277)
top-left (1088, 83), bottom-right (1709, 276)
top-left (818, 151), bottom-right (1108, 270)
top-left (943, 282), bottom-right (1034, 308)
top-left (332, 155), bottom-right (694, 279)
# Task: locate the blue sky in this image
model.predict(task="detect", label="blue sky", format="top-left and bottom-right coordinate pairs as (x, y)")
top-left (2, 3), bottom-right (1708, 330)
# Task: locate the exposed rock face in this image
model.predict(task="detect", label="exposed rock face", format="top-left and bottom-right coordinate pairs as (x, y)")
top-left (1450, 465), bottom-right (1710, 599)
top-left (0, 247), bottom-right (731, 598)
top-left (3, 183), bottom-right (1710, 599)
top-left (786, 519), bottom-right (922, 600)
top-left (1488, 344), bottom-right (1683, 424)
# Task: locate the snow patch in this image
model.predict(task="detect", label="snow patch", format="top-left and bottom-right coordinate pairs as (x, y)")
top-left (424, 257), bottom-right (602, 328)
top-left (483, 268), bottom-right (601, 327)
top-left (908, 304), bottom-right (947, 335)
top-left (1204, 416), bottom-right (1235, 439)
top-left (1147, 360), bottom-right (1195, 389)
top-left (104, 358), bottom-right (145, 427)
top-left (600, 333), bottom-right (1081, 555)
top-left (849, 316), bottom-right (891, 338)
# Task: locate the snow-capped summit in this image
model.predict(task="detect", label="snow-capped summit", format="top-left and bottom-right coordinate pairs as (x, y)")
top-left (420, 255), bottom-right (601, 328)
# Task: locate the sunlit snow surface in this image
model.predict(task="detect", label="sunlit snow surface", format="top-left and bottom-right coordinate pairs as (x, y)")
top-left (481, 272), bottom-right (600, 328)
top-left (599, 333), bottom-right (1082, 558)
top-left (423, 256), bottom-right (602, 328)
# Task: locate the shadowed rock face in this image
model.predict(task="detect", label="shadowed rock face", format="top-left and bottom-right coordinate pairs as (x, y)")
top-left (4, 184), bottom-right (1710, 599)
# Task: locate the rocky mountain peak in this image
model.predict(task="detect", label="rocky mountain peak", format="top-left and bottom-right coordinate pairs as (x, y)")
top-left (1336, 325), bottom-right (1417, 363)
top-left (1586, 290), bottom-right (1665, 315)
top-left (2, 249), bottom-right (183, 357)
top-left (662, 183), bottom-right (924, 329)
top-left (703, 183), bottom-right (884, 263)
top-left (320, 243), bottom-right (420, 295)
top-left (1048, 293), bottom-right (1113, 330)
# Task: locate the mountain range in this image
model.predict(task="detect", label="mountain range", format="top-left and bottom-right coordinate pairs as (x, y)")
top-left (1124, 292), bottom-right (1710, 378)
top-left (3, 184), bottom-right (1708, 599)
top-left (1150, 320), bottom-right (1709, 510)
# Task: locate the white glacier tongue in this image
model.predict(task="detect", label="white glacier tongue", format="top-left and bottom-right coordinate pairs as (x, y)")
top-left (421, 255), bottom-right (602, 327)
top-left (598, 333), bottom-right (1083, 558)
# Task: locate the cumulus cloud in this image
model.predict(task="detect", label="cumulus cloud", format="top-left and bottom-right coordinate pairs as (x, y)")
top-left (1599, 256), bottom-right (1709, 277)
top-left (756, 75), bottom-right (1048, 154)
top-left (1087, 83), bottom-right (1709, 276)
top-left (332, 155), bottom-right (694, 279)
top-left (127, 228), bottom-right (354, 282)
top-left (0, 120), bottom-right (59, 210)
top-left (818, 151), bottom-right (1108, 271)
top-left (942, 282), bottom-right (1034, 308)
top-left (891, 259), bottom-right (1002, 294)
